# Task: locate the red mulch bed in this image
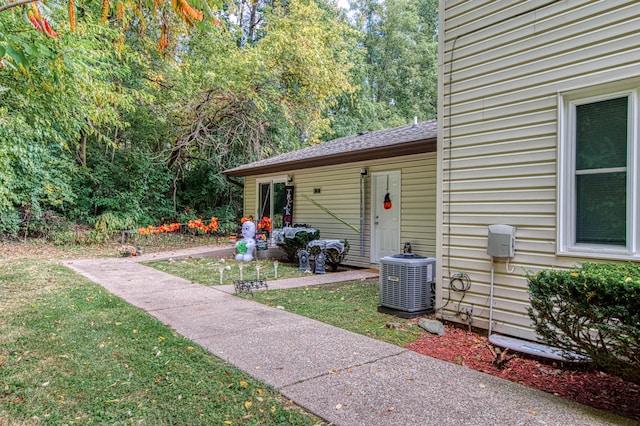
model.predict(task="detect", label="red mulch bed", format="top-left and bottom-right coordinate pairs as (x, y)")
top-left (406, 325), bottom-right (640, 421)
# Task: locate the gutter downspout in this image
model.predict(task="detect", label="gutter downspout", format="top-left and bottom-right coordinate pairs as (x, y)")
top-left (225, 174), bottom-right (244, 189)
top-left (360, 172), bottom-right (365, 257)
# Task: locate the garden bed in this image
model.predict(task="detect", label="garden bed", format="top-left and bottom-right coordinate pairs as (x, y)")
top-left (407, 323), bottom-right (640, 421)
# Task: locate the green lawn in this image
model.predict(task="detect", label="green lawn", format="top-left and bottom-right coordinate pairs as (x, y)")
top-left (146, 258), bottom-right (424, 347)
top-left (0, 252), bottom-right (424, 425)
top-left (239, 280), bottom-right (424, 347)
top-left (0, 259), bottom-right (324, 425)
top-left (145, 257), bottom-right (309, 286)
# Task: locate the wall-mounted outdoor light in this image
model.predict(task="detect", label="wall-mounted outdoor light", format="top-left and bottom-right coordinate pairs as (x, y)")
top-left (360, 168), bottom-right (368, 176)
top-left (287, 175), bottom-right (294, 183)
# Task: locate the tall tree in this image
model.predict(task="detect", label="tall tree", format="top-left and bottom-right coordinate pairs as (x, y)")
top-left (0, 0), bottom-right (171, 231)
top-left (0, 0), bottom-right (440, 239)
top-left (328, 0), bottom-right (438, 137)
top-left (163, 0), bottom-right (355, 213)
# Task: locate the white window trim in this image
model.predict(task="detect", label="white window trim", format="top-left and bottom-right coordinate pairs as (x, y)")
top-left (255, 175), bottom-right (287, 223)
top-left (557, 81), bottom-right (640, 260)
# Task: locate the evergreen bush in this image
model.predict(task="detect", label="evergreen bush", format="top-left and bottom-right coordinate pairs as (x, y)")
top-left (278, 229), bottom-right (320, 262)
top-left (527, 262), bottom-right (640, 385)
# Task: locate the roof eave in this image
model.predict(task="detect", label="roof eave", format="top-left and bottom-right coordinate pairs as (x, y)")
top-left (224, 137), bottom-right (436, 177)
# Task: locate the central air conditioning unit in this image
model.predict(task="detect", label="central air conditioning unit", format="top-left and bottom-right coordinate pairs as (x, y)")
top-left (378, 254), bottom-right (436, 318)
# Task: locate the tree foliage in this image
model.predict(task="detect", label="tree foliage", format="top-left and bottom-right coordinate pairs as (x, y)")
top-left (0, 0), bottom-right (439, 240)
top-left (163, 0), bottom-right (355, 211)
top-left (327, 0), bottom-right (438, 137)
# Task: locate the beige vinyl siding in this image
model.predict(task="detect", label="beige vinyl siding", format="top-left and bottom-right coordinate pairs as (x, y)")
top-left (242, 152), bottom-right (436, 268)
top-left (400, 158), bottom-right (437, 257)
top-left (438, 0), bottom-right (640, 340)
top-left (243, 178), bottom-right (256, 220)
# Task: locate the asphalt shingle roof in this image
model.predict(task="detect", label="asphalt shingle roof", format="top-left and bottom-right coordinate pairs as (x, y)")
top-left (224, 120), bottom-right (437, 177)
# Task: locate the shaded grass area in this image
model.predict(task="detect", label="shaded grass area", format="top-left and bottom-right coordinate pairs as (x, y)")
top-left (0, 235), bottom-right (230, 261)
top-left (240, 280), bottom-right (424, 348)
top-left (0, 259), bottom-right (324, 425)
top-left (146, 257), bottom-right (308, 286)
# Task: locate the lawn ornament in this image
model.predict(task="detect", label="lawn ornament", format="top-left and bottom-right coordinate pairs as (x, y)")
top-left (297, 249), bottom-right (310, 271)
top-left (235, 220), bottom-right (256, 261)
top-left (314, 252), bottom-right (326, 275)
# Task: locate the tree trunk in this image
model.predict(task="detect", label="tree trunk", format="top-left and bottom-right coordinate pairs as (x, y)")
top-left (77, 131), bottom-right (87, 166)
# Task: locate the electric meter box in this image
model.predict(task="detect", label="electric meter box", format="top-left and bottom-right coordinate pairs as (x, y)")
top-left (487, 224), bottom-right (516, 258)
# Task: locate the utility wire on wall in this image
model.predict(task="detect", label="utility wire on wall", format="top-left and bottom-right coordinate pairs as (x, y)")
top-left (360, 173), bottom-right (365, 256)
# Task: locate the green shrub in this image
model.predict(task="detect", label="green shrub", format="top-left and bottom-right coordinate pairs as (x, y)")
top-left (277, 229), bottom-right (320, 262)
top-left (0, 210), bottom-right (21, 240)
top-left (48, 217), bottom-right (88, 246)
top-left (90, 212), bottom-right (136, 243)
top-left (527, 262), bottom-right (640, 385)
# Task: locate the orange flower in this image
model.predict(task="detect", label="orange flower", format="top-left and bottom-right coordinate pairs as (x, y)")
top-left (139, 218), bottom-right (217, 235)
top-left (69, 0), bottom-right (76, 32)
top-left (100, 0), bottom-right (110, 24)
top-left (258, 216), bottom-right (272, 233)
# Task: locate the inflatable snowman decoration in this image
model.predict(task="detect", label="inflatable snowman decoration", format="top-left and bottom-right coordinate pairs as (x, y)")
top-left (235, 220), bottom-right (256, 262)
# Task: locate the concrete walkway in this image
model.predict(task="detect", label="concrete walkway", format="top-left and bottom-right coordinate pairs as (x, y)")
top-left (64, 247), bottom-right (637, 426)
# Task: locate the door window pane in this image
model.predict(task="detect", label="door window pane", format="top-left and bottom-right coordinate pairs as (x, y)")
top-left (258, 180), bottom-right (286, 230)
top-left (259, 183), bottom-right (271, 219)
top-left (273, 182), bottom-right (286, 228)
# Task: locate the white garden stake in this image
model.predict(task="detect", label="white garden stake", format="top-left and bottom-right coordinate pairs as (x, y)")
top-left (219, 267), bottom-right (225, 285)
top-left (256, 264), bottom-right (261, 280)
top-left (274, 260), bottom-right (279, 279)
top-left (239, 263), bottom-right (244, 281)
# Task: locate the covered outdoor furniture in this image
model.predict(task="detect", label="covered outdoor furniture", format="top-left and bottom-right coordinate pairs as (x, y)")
top-left (272, 227), bottom-right (319, 244)
top-left (307, 239), bottom-right (348, 271)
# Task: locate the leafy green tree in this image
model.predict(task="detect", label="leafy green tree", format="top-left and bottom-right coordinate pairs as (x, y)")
top-left (0, 0), bottom-right (440, 241)
top-left (0, 0), bottom-right (156, 233)
top-left (163, 0), bottom-right (356, 213)
top-left (328, 0), bottom-right (438, 137)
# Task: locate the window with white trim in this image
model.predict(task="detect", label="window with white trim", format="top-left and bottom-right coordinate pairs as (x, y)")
top-left (256, 177), bottom-right (286, 230)
top-left (558, 82), bottom-right (639, 258)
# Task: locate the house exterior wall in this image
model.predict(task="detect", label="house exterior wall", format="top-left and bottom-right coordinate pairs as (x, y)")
top-left (242, 152), bottom-right (437, 268)
top-left (437, 0), bottom-right (640, 340)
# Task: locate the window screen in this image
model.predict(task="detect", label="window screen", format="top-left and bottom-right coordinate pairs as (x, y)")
top-left (575, 96), bottom-right (628, 246)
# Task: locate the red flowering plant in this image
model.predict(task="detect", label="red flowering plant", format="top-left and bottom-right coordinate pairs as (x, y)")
top-left (187, 217), bottom-right (219, 233)
top-left (257, 216), bottom-right (272, 234)
top-left (138, 217), bottom-right (218, 236)
top-left (138, 222), bottom-right (181, 235)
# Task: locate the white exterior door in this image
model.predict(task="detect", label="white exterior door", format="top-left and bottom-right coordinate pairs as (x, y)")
top-left (372, 171), bottom-right (401, 262)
